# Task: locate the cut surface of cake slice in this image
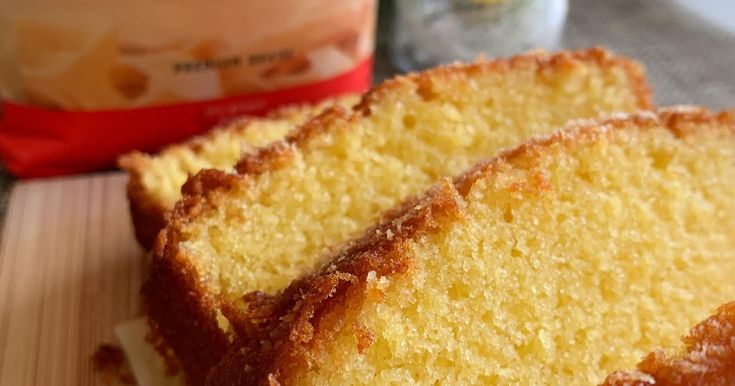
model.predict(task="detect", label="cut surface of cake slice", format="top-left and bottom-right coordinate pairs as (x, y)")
top-left (206, 108), bottom-right (735, 386)
top-left (118, 95), bottom-right (359, 249)
top-left (602, 300), bottom-right (735, 386)
top-left (144, 48), bottom-right (651, 384)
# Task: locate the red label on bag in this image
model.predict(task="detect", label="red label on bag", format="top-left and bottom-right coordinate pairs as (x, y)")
top-left (0, 0), bottom-right (377, 177)
top-left (0, 57), bottom-right (372, 178)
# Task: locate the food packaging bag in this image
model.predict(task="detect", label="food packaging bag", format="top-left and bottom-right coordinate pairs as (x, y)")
top-left (0, 0), bottom-right (376, 177)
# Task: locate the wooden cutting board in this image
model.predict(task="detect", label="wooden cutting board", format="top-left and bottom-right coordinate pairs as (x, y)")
top-left (0, 172), bottom-right (146, 386)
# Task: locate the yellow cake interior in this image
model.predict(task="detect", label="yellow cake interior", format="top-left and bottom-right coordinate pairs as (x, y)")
top-left (291, 114), bottom-right (735, 385)
top-left (180, 54), bottom-right (648, 300)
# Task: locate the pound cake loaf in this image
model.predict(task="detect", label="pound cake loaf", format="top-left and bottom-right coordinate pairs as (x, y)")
top-left (207, 108), bottom-right (735, 386)
top-left (145, 48), bottom-right (651, 384)
top-left (118, 95), bottom-right (359, 249)
top-left (603, 300), bottom-right (735, 386)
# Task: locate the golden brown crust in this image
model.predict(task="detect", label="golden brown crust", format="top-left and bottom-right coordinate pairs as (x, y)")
top-left (205, 108), bottom-right (735, 386)
top-left (118, 152), bottom-right (168, 250)
top-left (149, 48), bottom-right (654, 385)
top-left (601, 301), bottom-right (735, 386)
top-left (142, 228), bottom-right (233, 386)
top-left (118, 99), bottom-right (355, 250)
top-left (600, 371), bottom-right (657, 386)
top-left (143, 167), bottom-right (255, 386)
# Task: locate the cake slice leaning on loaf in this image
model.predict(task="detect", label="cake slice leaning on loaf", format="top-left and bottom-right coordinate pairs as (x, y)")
top-left (144, 48), bottom-right (651, 384)
top-left (207, 108), bottom-right (735, 386)
top-left (118, 95), bottom-right (359, 249)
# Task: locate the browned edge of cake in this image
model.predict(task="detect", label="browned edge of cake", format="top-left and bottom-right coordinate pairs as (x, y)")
top-left (118, 103), bottom-right (332, 250)
top-left (144, 47), bottom-right (653, 385)
top-left (118, 152), bottom-right (168, 250)
top-left (117, 116), bottom-right (254, 250)
top-left (234, 47), bottom-right (651, 176)
top-left (204, 108), bottom-right (735, 386)
top-left (601, 300), bottom-right (735, 386)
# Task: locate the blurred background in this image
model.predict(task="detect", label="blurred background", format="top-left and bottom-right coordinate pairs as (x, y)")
top-left (375, 0), bottom-right (735, 108)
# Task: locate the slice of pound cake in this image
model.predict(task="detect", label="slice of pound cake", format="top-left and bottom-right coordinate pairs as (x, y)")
top-left (603, 300), bottom-right (735, 386)
top-left (206, 108), bottom-right (735, 385)
top-left (118, 95), bottom-right (359, 249)
top-left (145, 48), bottom-right (651, 384)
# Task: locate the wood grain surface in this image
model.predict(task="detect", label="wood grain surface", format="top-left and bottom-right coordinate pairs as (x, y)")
top-left (0, 172), bottom-right (145, 386)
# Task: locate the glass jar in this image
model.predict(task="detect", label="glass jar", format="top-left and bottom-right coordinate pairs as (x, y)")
top-left (392, 0), bottom-right (568, 72)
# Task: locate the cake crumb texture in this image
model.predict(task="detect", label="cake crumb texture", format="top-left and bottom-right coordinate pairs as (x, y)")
top-left (146, 47), bottom-right (651, 385)
top-left (118, 95), bottom-right (359, 249)
top-left (206, 109), bottom-right (735, 386)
